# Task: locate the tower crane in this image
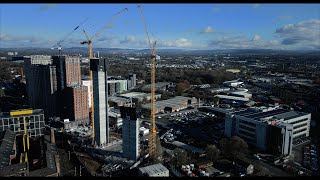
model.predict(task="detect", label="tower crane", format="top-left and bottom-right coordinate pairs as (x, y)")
top-left (80, 8), bottom-right (128, 146)
top-left (138, 4), bottom-right (158, 159)
top-left (51, 18), bottom-right (88, 56)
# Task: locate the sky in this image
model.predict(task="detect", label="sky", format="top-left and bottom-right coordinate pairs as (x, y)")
top-left (0, 3), bottom-right (319, 50)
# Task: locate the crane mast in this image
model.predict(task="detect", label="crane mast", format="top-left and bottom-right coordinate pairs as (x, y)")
top-left (80, 8), bottom-right (128, 146)
top-left (138, 4), bottom-right (157, 159)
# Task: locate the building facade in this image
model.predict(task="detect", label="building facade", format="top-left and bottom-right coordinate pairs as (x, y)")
top-left (90, 58), bottom-right (109, 146)
top-left (24, 56), bottom-right (57, 118)
top-left (0, 109), bottom-right (45, 138)
top-left (65, 85), bottom-right (89, 123)
top-left (224, 107), bottom-right (310, 155)
top-left (121, 106), bottom-right (139, 161)
top-left (64, 55), bottom-right (81, 86)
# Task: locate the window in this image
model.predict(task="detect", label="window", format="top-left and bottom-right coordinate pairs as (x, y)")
top-left (290, 118), bottom-right (308, 125)
top-left (239, 125), bottom-right (255, 132)
top-left (239, 120), bottom-right (256, 127)
top-left (294, 123), bottom-right (308, 129)
top-left (293, 128), bottom-right (307, 135)
top-left (239, 130), bottom-right (254, 136)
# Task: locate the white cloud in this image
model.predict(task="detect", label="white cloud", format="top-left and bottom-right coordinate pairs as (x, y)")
top-left (201, 26), bottom-right (214, 33)
top-left (207, 35), bottom-right (280, 49)
top-left (120, 35), bottom-right (136, 44)
top-left (252, 34), bottom-right (261, 41)
top-left (157, 38), bottom-right (192, 48)
top-left (175, 38), bottom-right (192, 47)
top-left (275, 19), bottom-right (320, 49)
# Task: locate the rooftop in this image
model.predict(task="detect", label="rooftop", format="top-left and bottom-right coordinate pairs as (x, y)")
top-left (215, 95), bottom-right (249, 102)
top-left (232, 107), bottom-right (309, 122)
top-left (139, 163), bottom-right (169, 176)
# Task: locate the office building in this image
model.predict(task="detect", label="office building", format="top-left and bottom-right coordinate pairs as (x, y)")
top-left (0, 109), bottom-right (45, 137)
top-left (65, 85), bottom-right (89, 123)
top-left (224, 107), bottom-right (311, 155)
top-left (121, 106), bottom-right (139, 161)
top-left (90, 58), bottom-right (109, 146)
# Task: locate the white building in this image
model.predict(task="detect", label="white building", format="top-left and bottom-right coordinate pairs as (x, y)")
top-left (90, 58), bottom-right (109, 146)
top-left (82, 80), bottom-right (92, 108)
top-left (139, 163), bottom-right (169, 177)
top-left (223, 79), bottom-right (243, 87)
top-left (121, 106), bottom-right (139, 161)
top-left (224, 107), bottom-right (311, 155)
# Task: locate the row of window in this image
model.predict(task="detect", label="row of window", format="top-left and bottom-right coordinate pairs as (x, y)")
top-left (289, 118), bottom-right (309, 125)
top-left (239, 124), bottom-right (256, 132)
top-left (0, 116), bottom-right (44, 126)
top-left (239, 120), bottom-right (257, 127)
top-left (239, 129), bottom-right (255, 137)
top-left (293, 128), bottom-right (308, 135)
top-left (293, 123), bottom-right (308, 129)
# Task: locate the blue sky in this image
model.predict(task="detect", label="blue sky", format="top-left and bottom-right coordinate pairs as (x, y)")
top-left (0, 3), bottom-right (319, 50)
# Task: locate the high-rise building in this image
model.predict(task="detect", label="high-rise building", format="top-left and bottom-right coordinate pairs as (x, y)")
top-left (65, 85), bottom-right (89, 123)
top-left (24, 56), bottom-right (57, 118)
top-left (81, 78), bottom-right (92, 108)
top-left (52, 55), bottom-right (87, 121)
top-left (52, 55), bottom-right (81, 90)
top-left (120, 106), bottom-right (139, 161)
top-left (90, 58), bottom-right (109, 146)
top-left (129, 73), bottom-right (136, 88)
top-left (65, 55), bottom-right (81, 86)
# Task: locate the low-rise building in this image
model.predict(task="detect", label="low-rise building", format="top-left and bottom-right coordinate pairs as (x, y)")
top-left (225, 106), bottom-right (311, 155)
top-left (138, 163), bottom-right (169, 177)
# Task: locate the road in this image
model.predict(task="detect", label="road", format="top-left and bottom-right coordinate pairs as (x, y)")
top-left (244, 156), bottom-right (293, 177)
top-left (155, 108), bottom-right (198, 118)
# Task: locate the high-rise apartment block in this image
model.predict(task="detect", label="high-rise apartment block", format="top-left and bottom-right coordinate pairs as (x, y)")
top-left (24, 56), bottom-right (57, 118)
top-left (25, 55), bottom-right (88, 123)
top-left (121, 106), bottom-right (139, 161)
top-left (90, 58), bottom-right (109, 146)
top-left (65, 85), bottom-right (89, 123)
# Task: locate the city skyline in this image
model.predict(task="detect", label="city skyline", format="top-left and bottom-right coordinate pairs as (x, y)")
top-left (0, 3), bottom-right (319, 50)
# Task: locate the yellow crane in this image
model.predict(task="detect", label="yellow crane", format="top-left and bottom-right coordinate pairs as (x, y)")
top-left (80, 8), bottom-right (128, 145)
top-left (138, 4), bottom-right (158, 159)
top-left (20, 116), bottom-right (29, 164)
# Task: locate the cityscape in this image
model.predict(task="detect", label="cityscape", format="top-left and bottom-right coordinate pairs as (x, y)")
top-left (0, 3), bottom-right (320, 177)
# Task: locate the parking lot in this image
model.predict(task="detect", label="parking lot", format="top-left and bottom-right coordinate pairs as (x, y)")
top-left (303, 144), bottom-right (319, 172)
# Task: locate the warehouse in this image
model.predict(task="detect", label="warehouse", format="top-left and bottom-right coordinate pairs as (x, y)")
top-left (142, 96), bottom-right (197, 114)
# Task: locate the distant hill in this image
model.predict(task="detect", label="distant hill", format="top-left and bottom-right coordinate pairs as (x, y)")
top-left (0, 47), bottom-right (319, 57)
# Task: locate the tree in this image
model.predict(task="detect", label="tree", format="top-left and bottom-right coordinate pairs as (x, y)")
top-left (230, 136), bottom-right (248, 158)
top-left (219, 136), bottom-right (248, 159)
top-left (161, 91), bottom-right (170, 100)
top-left (205, 144), bottom-right (220, 163)
top-left (176, 80), bottom-right (190, 94)
top-left (172, 148), bottom-right (189, 166)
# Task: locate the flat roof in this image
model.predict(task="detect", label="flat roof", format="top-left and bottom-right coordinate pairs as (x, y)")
top-left (170, 141), bottom-right (205, 153)
top-left (0, 109), bottom-right (44, 118)
top-left (215, 95), bottom-right (249, 102)
top-left (139, 163), bottom-right (169, 176)
top-left (142, 96), bottom-right (195, 110)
